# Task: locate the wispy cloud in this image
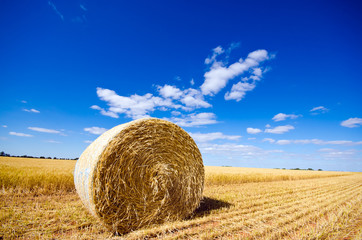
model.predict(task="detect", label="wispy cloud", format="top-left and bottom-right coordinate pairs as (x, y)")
top-left (21, 100), bottom-right (27, 104)
top-left (28, 127), bottom-right (60, 134)
top-left (9, 132), bottom-right (33, 137)
top-left (265, 125), bottom-right (295, 134)
top-left (90, 105), bottom-right (119, 118)
top-left (46, 140), bottom-right (61, 144)
top-left (310, 106), bottom-right (329, 114)
top-left (273, 139), bottom-right (362, 146)
top-left (84, 127), bottom-right (108, 135)
top-left (341, 117), bottom-right (362, 128)
top-left (2, 125), bottom-right (7, 128)
top-left (263, 138), bottom-right (275, 143)
top-left (247, 127), bottom-right (262, 134)
top-left (48, 1), bottom-right (64, 21)
top-left (23, 108), bottom-right (40, 113)
top-left (272, 113), bottom-right (301, 122)
top-left (202, 48), bottom-right (272, 98)
top-left (166, 112), bottom-right (218, 127)
top-left (84, 140), bottom-right (93, 144)
top-left (189, 132), bottom-right (241, 142)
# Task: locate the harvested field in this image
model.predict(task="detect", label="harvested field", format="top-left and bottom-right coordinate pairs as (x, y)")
top-left (1, 156), bottom-right (361, 239)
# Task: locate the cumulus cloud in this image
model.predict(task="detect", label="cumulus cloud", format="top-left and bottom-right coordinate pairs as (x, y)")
top-left (84, 127), bottom-right (108, 135)
top-left (95, 87), bottom-right (175, 119)
top-left (272, 113), bottom-right (300, 122)
top-left (246, 127), bottom-right (262, 134)
top-left (166, 112), bottom-right (218, 127)
top-left (23, 109), bottom-right (40, 113)
top-left (92, 44), bottom-right (274, 123)
top-left (9, 132), bottom-right (33, 137)
top-left (265, 125), bottom-right (295, 134)
top-left (224, 82), bottom-right (255, 102)
top-left (310, 106), bottom-right (329, 114)
top-left (341, 117), bottom-right (362, 128)
top-left (189, 132), bottom-right (241, 142)
top-left (94, 86), bottom-right (211, 120)
top-left (201, 49), bottom-right (270, 96)
top-left (157, 85), bottom-right (183, 99)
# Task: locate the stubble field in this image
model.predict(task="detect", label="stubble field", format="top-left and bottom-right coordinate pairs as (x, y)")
top-left (1, 156), bottom-right (361, 239)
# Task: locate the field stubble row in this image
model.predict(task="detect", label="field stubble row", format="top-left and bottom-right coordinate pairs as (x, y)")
top-left (0, 157), bottom-right (361, 239)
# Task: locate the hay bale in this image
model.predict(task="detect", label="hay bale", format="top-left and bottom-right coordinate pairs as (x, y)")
top-left (74, 118), bottom-right (204, 234)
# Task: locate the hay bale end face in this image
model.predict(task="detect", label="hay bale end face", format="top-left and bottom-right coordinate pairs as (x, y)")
top-left (74, 118), bottom-right (204, 234)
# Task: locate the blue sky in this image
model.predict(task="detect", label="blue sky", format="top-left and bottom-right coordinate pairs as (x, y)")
top-left (1, 0), bottom-right (361, 171)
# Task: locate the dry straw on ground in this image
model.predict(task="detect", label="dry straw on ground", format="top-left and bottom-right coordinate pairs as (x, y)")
top-left (74, 118), bottom-right (204, 234)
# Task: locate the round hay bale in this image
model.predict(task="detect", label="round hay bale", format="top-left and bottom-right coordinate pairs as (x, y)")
top-left (74, 118), bottom-right (204, 234)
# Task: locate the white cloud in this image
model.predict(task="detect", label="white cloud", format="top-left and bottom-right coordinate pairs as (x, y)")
top-left (96, 87), bottom-right (175, 119)
top-left (246, 127), bottom-right (262, 134)
top-left (272, 113), bottom-right (300, 122)
top-left (318, 148), bottom-right (357, 159)
top-left (166, 112), bottom-right (218, 127)
top-left (48, 1), bottom-right (64, 21)
top-left (276, 140), bottom-right (292, 145)
top-left (90, 105), bottom-right (119, 118)
top-left (201, 49), bottom-right (270, 96)
top-left (341, 117), bottom-right (362, 128)
top-left (94, 86), bottom-right (211, 120)
top-left (265, 125), bottom-right (295, 134)
top-left (263, 138), bottom-right (275, 143)
top-left (310, 106), bottom-right (329, 114)
top-left (273, 139), bottom-right (362, 146)
top-left (21, 100), bottom-right (27, 104)
top-left (28, 127), bottom-right (60, 134)
top-left (157, 85), bottom-right (183, 99)
top-left (84, 127), bottom-right (108, 135)
top-left (248, 137), bottom-right (256, 140)
top-left (46, 140), bottom-right (61, 144)
top-left (2, 125), bottom-right (7, 128)
top-left (23, 109), bottom-right (40, 113)
top-left (205, 46), bottom-right (225, 65)
top-left (9, 132), bottom-right (33, 137)
top-left (190, 79), bottom-right (195, 86)
top-left (180, 88), bottom-right (211, 109)
top-left (265, 124), bottom-right (271, 128)
top-left (224, 82), bottom-right (255, 102)
top-left (189, 132), bottom-right (241, 142)
top-left (84, 140), bottom-right (93, 144)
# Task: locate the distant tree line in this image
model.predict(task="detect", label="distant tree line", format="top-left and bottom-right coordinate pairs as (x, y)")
top-left (275, 167), bottom-right (323, 171)
top-left (0, 151), bottom-right (78, 160)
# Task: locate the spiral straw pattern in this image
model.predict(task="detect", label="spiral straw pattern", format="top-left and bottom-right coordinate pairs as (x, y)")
top-left (74, 118), bottom-right (204, 234)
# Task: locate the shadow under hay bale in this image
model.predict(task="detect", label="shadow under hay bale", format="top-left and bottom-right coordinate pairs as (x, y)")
top-left (190, 197), bottom-right (232, 219)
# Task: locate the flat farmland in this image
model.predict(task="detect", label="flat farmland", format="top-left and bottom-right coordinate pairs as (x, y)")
top-left (1, 157), bottom-right (361, 239)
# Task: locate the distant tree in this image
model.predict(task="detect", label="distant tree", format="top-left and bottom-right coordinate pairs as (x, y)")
top-left (40, 156), bottom-right (45, 159)
top-left (318, 169), bottom-right (323, 171)
top-left (53, 157), bottom-right (57, 159)
top-left (0, 151), bottom-right (5, 156)
top-left (307, 168), bottom-right (313, 171)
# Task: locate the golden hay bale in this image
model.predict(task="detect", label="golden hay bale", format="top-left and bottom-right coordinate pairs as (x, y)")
top-left (74, 118), bottom-right (204, 234)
